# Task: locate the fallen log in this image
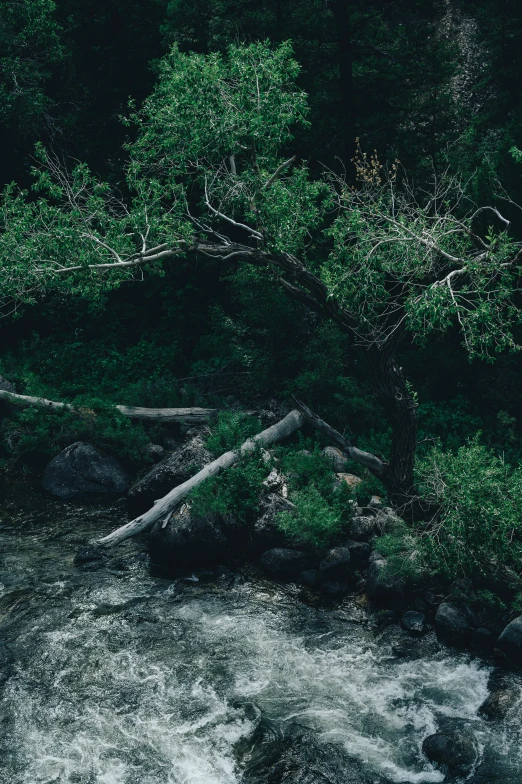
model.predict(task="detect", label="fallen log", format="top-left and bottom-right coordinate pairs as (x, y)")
top-left (97, 409), bottom-right (304, 547)
top-left (0, 389), bottom-right (217, 424)
top-left (293, 397), bottom-right (386, 477)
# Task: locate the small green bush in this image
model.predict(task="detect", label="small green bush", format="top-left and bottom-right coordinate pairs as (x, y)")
top-left (1, 398), bottom-right (151, 467)
top-left (205, 411), bottom-right (263, 457)
top-left (276, 484), bottom-right (347, 549)
top-left (378, 437), bottom-right (522, 588)
top-left (189, 452), bottom-right (266, 524)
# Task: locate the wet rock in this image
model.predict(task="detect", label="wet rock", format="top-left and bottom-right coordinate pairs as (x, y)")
top-left (128, 435), bottom-right (212, 514)
top-left (346, 539), bottom-right (371, 565)
top-left (472, 627), bottom-right (495, 656)
top-left (42, 442), bottom-right (131, 500)
top-left (434, 602), bottom-right (472, 647)
top-left (479, 670), bottom-right (520, 720)
top-left (253, 493), bottom-right (294, 548)
top-left (243, 722), bottom-right (389, 784)
top-left (149, 504), bottom-right (227, 571)
top-left (300, 569), bottom-right (321, 589)
top-left (401, 610), bottom-right (426, 635)
top-left (259, 548), bottom-right (313, 579)
top-left (366, 557), bottom-right (404, 609)
top-left (323, 446), bottom-right (349, 472)
top-left (145, 443), bottom-right (165, 461)
top-left (0, 376), bottom-right (15, 393)
top-left (496, 614), bottom-right (522, 668)
top-left (319, 547), bottom-right (351, 582)
top-left (422, 730), bottom-right (477, 778)
top-left (321, 581), bottom-right (349, 597)
top-left (74, 545), bottom-right (108, 568)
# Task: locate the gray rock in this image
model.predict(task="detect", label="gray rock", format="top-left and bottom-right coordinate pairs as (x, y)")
top-left (345, 539), bottom-right (371, 565)
top-left (42, 442), bottom-right (131, 500)
top-left (300, 569), bottom-right (321, 589)
top-left (435, 602), bottom-right (472, 647)
top-left (254, 493), bottom-right (294, 548)
top-left (349, 507), bottom-right (397, 541)
top-left (260, 548), bottom-right (313, 579)
top-left (479, 670), bottom-right (520, 720)
top-left (149, 504), bottom-right (227, 570)
top-left (323, 446), bottom-right (350, 472)
top-left (472, 627), bottom-right (495, 656)
top-left (496, 614), bottom-right (522, 668)
top-left (146, 443), bottom-right (165, 461)
top-left (0, 376), bottom-right (15, 393)
top-left (401, 610), bottom-right (426, 635)
top-left (422, 730), bottom-right (477, 778)
top-left (366, 557), bottom-right (404, 609)
top-left (320, 581), bottom-right (349, 597)
top-left (319, 547), bottom-right (351, 582)
top-left (128, 435), bottom-right (211, 513)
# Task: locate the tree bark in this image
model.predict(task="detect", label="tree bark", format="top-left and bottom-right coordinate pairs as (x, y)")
top-left (367, 347), bottom-right (418, 509)
top-left (293, 397), bottom-right (385, 476)
top-left (97, 409), bottom-right (304, 547)
top-left (0, 389), bottom-right (217, 424)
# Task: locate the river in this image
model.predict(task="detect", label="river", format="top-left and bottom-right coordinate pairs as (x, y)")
top-left (0, 479), bottom-right (520, 784)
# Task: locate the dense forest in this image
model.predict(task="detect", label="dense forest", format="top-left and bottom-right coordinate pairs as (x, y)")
top-left (4, 2), bottom-right (522, 782)
top-left (2, 0), bottom-right (522, 624)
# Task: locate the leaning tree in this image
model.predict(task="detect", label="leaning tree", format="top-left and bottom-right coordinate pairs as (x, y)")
top-left (1, 41), bottom-right (521, 510)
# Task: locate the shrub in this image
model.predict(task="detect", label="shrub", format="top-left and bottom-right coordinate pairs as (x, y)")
top-left (189, 452), bottom-right (266, 524)
top-left (276, 485), bottom-right (347, 549)
top-left (205, 411), bottom-right (263, 456)
top-left (378, 438), bottom-right (522, 587)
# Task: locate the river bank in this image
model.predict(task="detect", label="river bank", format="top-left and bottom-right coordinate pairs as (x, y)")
top-left (0, 478), bottom-right (521, 783)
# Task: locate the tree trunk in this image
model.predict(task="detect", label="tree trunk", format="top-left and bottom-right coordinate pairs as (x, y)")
top-left (367, 347), bottom-right (418, 510)
top-left (97, 409), bottom-right (304, 547)
top-left (0, 389), bottom-right (217, 424)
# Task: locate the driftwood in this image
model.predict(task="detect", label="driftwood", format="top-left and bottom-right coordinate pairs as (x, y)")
top-left (0, 389), bottom-right (217, 424)
top-left (293, 397), bottom-right (386, 477)
top-left (97, 408), bottom-right (304, 547)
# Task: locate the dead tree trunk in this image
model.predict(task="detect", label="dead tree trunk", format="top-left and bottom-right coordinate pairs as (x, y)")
top-left (97, 409), bottom-right (304, 547)
top-left (0, 389), bottom-right (217, 424)
top-left (367, 346), bottom-right (418, 510)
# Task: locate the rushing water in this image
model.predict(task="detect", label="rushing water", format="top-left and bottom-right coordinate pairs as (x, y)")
top-left (0, 479), bottom-right (521, 784)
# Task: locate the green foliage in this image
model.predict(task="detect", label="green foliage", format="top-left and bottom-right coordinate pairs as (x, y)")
top-left (205, 411), bottom-right (263, 456)
top-left (276, 485), bottom-right (346, 549)
top-left (378, 438), bottom-right (522, 587)
top-left (1, 398), bottom-right (150, 467)
top-left (189, 452), bottom-right (266, 524)
top-left (274, 443), bottom-right (355, 549)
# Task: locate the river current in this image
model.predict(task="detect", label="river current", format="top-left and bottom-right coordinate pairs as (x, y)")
top-left (0, 479), bottom-right (521, 784)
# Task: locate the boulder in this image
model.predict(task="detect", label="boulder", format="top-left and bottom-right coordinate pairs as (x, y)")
top-left (253, 493), bottom-right (295, 549)
top-left (401, 610), bottom-right (426, 635)
top-left (320, 581), bottom-right (349, 597)
top-left (366, 557), bottom-right (404, 609)
top-left (128, 434), bottom-right (211, 513)
top-left (319, 547), bottom-right (351, 582)
top-left (345, 539), bottom-right (371, 565)
top-left (300, 569), bottom-right (321, 589)
top-left (322, 446), bottom-right (349, 473)
top-left (260, 548), bottom-right (313, 579)
top-left (434, 603), bottom-right (472, 647)
top-left (422, 731), bottom-right (477, 778)
top-left (472, 627), bottom-right (495, 656)
top-left (336, 473), bottom-right (363, 489)
top-left (148, 503), bottom-right (227, 570)
top-left (42, 442), bottom-right (131, 500)
top-left (349, 507), bottom-right (397, 541)
top-left (145, 443), bottom-right (165, 461)
top-left (496, 614), bottom-right (522, 668)
top-left (0, 376), bottom-right (15, 393)
top-left (479, 670), bottom-right (520, 720)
